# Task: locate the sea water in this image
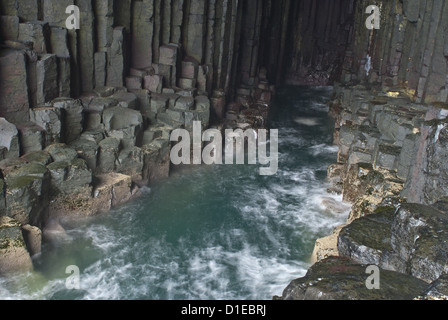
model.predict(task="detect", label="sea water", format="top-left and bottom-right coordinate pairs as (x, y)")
top-left (0, 86), bottom-right (348, 300)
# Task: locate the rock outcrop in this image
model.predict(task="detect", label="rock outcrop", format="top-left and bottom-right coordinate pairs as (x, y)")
top-left (279, 256), bottom-right (429, 300)
top-left (2, 0), bottom-right (448, 299)
top-left (284, 0), bottom-right (448, 300)
top-left (0, 216), bottom-right (33, 275)
top-left (0, 0), bottom-right (283, 273)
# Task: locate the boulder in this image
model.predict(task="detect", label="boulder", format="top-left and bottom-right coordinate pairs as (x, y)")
top-left (391, 204), bottom-right (448, 283)
top-left (84, 96), bottom-right (118, 112)
top-left (152, 63), bottom-right (173, 87)
top-left (21, 224), bottom-right (42, 257)
top-left (174, 96), bottom-right (195, 111)
top-left (81, 130), bottom-right (105, 144)
top-left (338, 208), bottom-right (397, 269)
top-left (16, 122), bottom-right (45, 155)
top-left (0, 216), bottom-right (33, 275)
top-left (47, 158), bottom-right (92, 195)
top-left (280, 257), bottom-right (428, 300)
top-left (103, 106), bottom-right (143, 132)
top-left (30, 106), bottom-right (62, 146)
top-left (111, 91), bottom-right (139, 109)
top-left (117, 147), bottom-right (144, 181)
top-left (93, 86), bottom-right (117, 98)
top-left (103, 106), bottom-right (143, 148)
top-left (69, 138), bottom-right (99, 172)
top-left (144, 74), bottom-right (163, 93)
top-left (52, 98), bottom-right (84, 144)
top-left (92, 173), bottom-right (136, 213)
top-left (0, 118), bottom-right (20, 159)
top-left (129, 89), bottom-right (151, 118)
top-left (339, 204), bottom-right (448, 283)
top-left (21, 150), bottom-right (52, 166)
top-left (45, 143), bottom-right (78, 162)
top-left (150, 94), bottom-right (169, 114)
top-left (2, 161), bottom-right (50, 226)
top-left (97, 137), bottom-right (120, 173)
top-left (158, 109), bottom-right (185, 128)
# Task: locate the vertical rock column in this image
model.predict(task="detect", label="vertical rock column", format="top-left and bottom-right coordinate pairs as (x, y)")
top-left (106, 27), bottom-right (127, 87)
top-left (42, 0), bottom-right (79, 96)
top-left (76, 0), bottom-right (96, 93)
top-left (131, 0), bottom-right (154, 69)
top-left (94, 0), bottom-right (114, 88)
top-left (0, 49), bottom-right (30, 123)
top-left (184, 0), bottom-right (206, 63)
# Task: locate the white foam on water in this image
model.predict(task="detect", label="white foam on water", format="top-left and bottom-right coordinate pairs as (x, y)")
top-left (309, 101), bottom-right (330, 112)
top-left (0, 86), bottom-right (347, 301)
top-left (309, 144), bottom-right (339, 156)
top-left (294, 117), bottom-right (321, 126)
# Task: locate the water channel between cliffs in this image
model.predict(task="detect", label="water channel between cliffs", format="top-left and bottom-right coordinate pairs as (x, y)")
top-left (0, 86), bottom-right (348, 300)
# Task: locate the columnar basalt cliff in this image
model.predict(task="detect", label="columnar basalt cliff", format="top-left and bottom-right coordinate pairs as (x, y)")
top-left (281, 0), bottom-right (448, 300)
top-left (2, 0), bottom-right (448, 301)
top-left (0, 0), bottom-right (357, 275)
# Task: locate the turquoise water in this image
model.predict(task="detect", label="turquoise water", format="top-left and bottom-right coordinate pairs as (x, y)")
top-left (0, 86), bottom-right (348, 300)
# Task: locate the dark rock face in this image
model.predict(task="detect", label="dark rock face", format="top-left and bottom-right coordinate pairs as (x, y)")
top-left (0, 216), bottom-right (33, 275)
top-left (302, 0), bottom-right (448, 301)
top-left (0, 0), bottom-right (285, 274)
top-left (280, 257), bottom-right (428, 300)
top-left (338, 204), bottom-right (448, 283)
top-left (1, 0), bottom-right (448, 300)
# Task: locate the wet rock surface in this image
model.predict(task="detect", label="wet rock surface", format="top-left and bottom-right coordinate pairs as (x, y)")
top-left (280, 257), bottom-right (429, 300)
top-left (0, 0), bottom-right (280, 274)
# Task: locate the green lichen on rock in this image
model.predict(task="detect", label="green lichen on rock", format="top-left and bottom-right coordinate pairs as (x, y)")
top-left (340, 208), bottom-right (395, 254)
top-left (280, 257), bottom-right (428, 300)
top-left (6, 175), bottom-right (42, 190)
top-left (4, 162), bottom-right (48, 180)
top-left (0, 216), bottom-right (33, 275)
top-left (0, 216), bottom-right (27, 253)
top-left (21, 150), bottom-right (52, 166)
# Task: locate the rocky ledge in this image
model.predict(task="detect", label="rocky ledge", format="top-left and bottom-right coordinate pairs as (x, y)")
top-left (0, 0), bottom-right (278, 276)
top-left (279, 82), bottom-right (448, 300)
top-left (0, 79), bottom-right (272, 277)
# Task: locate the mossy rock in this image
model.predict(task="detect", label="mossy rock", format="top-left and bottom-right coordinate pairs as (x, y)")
top-left (281, 257), bottom-right (428, 300)
top-left (0, 216), bottom-right (25, 250)
top-left (47, 160), bottom-right (71, 171)
top-left (0, 216), bottom-right (33, 275)
top-left (4, 162), bottom-right (48, 180)
top-left (45, 143), bottom-right (78, 162)
top-left (340, 208), bottom-right (395, 254)
top-left (6, 175), bottom-right (43, 190)
top-left (21, 150), bottom-right (52, 166)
